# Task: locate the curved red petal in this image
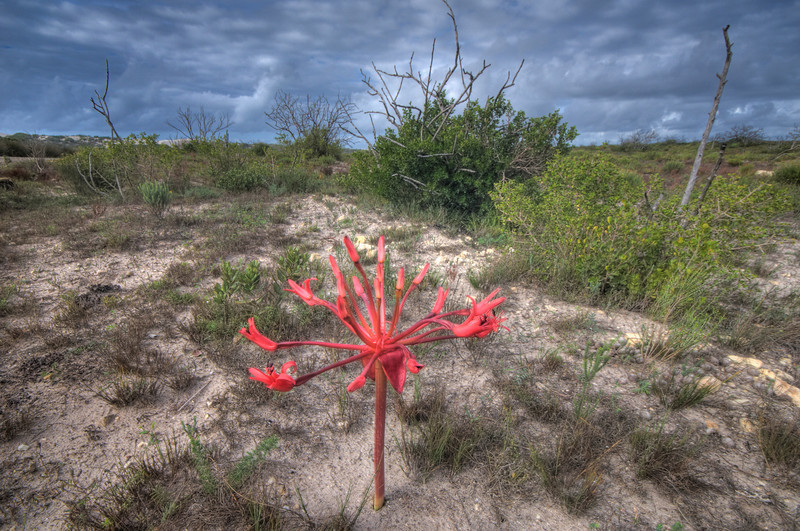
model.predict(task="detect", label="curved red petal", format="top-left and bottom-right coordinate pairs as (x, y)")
top-left (279, 361), bottom-right (297, 375)
top-left (347, 374), bottom-right (366, 392)
top-left (248, 367), bottom-right (274, 385)
top-left (380, 349), bottom-right (407, 394)
top-left (271, 373), bottom-right (297, 392)
top-left (240, 317), bottom-right (278, 351)
top-left (343, 236), bottom-right (360, 263)
top-left (406, 358), bottom-right (424, 374)
top-left (432, 287), bottom-right (449, 313)
top-left (412, 263), bottom-right (430, 285)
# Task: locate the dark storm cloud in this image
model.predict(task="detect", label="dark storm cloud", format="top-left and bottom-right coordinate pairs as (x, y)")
top-left (1, 0), bottom-right (798, 144)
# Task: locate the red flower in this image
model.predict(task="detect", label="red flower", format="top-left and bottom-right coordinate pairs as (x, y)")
top-left (240, 235), bottom-right (508, 510)
top-left (239, 317), bottom-right (278, 351)
top-left (248, 361), bottom-right (297, 392)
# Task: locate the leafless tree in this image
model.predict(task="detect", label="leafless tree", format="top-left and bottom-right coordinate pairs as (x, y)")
top-left (680, 25), bottom-right (732, 209)
top-left (341, 0), bottom-right (524, 158)
top-left (774, 124), bottom-right (800, 160)
top-left (91, 59), bottom-right (121, 142)
top-left (716, 123), bottom-right (765, 146)
top-left (167, 106), bottom-right (233, 141)
top-left (24, 134), bottom-right (49, 178)
top-left (264, 91), bottom-right (354, 151)
top-left (619, 129), bottom-right (659, 150)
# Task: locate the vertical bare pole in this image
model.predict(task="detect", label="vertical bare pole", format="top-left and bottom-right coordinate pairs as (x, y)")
top-left (680, 26), bottom-right (732, 208)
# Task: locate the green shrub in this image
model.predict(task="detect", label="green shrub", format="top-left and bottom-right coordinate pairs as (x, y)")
top-left (138, 181), bottom-right (172, 218)
top-left (774, 163), bottom-right (800, 185)
top-left (662, 160), bottom-right (683, 173)
top-left (492, 154), bottom-right (790, 316)
top-left (58, 134), bottom-right (174, 197)
top-left (214, 166), bottom-right (265, 191)
top-left (348, 94), bottom-right (577, 216)
top-left (738, 163), bottom-right (756, 178)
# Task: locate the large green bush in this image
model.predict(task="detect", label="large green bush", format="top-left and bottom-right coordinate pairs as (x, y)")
top-left (58, 134), bottom-right (179, 197)
top-left (492, 154), bottom-right (789, 315)
top-left (347, 94), bottom-right (577, 216)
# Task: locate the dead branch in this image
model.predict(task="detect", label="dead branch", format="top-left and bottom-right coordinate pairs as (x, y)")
top-left (167, 106), bottom-right (233, 141)
top-left (680, 26), bottom-right (732, 208)
top-left (695, 142), bottom-right (728, 214)
top-left (91, 59), bottom-right (121, 142)
top-left (265, 90), bottom-right (354, 149)
top-left (345, 0), bottom-right (523, 150)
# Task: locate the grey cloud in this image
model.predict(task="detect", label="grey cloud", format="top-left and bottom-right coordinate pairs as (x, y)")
top-left (1, 0), bottom-right (798, 143)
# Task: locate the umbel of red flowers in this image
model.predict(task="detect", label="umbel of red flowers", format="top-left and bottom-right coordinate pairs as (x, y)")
top-left (241, 235), bottom-right (507, 510)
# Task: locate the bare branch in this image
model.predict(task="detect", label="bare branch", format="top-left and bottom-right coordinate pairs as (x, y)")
top-left (90, 59), bottom-right (121, 142)
top-left (167, 106), bottom-right (233, 141)
top-left (347, 0), bottom-right (524, 146)
top-left (695, 142), bottom-right (728, 214)
top-left (680, 25), bottom-right (732, 208)
top-left (265, 90), bottom-right (354, 155)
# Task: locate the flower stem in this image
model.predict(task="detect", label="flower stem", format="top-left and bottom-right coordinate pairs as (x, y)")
top-left (373, 359), bottom-right (387, 510)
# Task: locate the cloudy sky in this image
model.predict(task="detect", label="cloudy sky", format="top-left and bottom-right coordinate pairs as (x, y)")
top-left (2, 0), bottom-right (798, 146)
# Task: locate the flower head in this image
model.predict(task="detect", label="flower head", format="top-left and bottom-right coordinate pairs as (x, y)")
top-left (248, 361), bottom-right (297, 392)
top-left (241, 235), bottom-right (508, 511)
top-left (242, 236), bottom-right (507, 394)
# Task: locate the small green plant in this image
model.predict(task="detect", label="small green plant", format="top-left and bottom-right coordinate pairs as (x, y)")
top-left (214, 165), bottom-right (265, 191)
top-left (531, 444), bottom-right (603, 515)
top-left (630, 421), bottom-right (700, 486)
top-left (0, 282), bottom-right (17, 316)
top-left (212, 260), bottom-right (261, 327)
top-left (652, 372), bottom-right (718, 410)
top-left (396, 383), bottom-right (491, 478)
top-left (573, 342), bottom-right (611, 420)
top-left (662, 160), bottom-right (683, 173)
top-left (542, 348), bottom-right (565, 372)
top-left (181, 417), bottom-right (218, 494)
top-left (274, 246), bottom-right (310, 284)
top-left (94, 375), bottom-right (161, 407)
top-left (774, 162), bottom-right (800, 185)
top-left (268, 202), bottom-right (292, 224)
top-left (138, 180), bottom-right (172, 218)
top-left (227, 435), bottom-right (279, 489)
top-left (757, 409), bottom-right (800, 467)
top-left (0, 399), bottom-right (32, 442)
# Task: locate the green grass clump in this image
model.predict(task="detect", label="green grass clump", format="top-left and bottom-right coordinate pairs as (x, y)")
top-left (629, 421), bottom-right (701, 485)
top-left (774, 162), bottom-right (800, 185)
top-left (138, 180), bottom-right (172, 218)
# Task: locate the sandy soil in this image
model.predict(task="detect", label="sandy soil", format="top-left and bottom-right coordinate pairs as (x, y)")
top-left (1, 192), bottom-right (798, 530)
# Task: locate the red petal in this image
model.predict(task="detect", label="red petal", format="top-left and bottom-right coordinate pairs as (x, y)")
top-left (248, 367), bottom-right (274, 385)
top-left (344, 236), bottom-right (360, 263)
top-left (380, 349), bottom-right (407, 394)
top-left (347, 374), bottom-right (366, 392)
top-left (412, 263), bottom-right (430, 285)
top-left (240, 318), bottom-right (278, 351)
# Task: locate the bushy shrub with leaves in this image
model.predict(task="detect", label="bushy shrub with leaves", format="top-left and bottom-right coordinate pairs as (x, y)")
top-left (347, 94), bottom-right (577, 216)
top-left (492, 154), bottom-right (789, 315)
top-left (774, 163), bottom-right (800, 185)
top-left (138, 180), bottom-right (172, 218)
top-left (58, 133), bottom-right (177, 197)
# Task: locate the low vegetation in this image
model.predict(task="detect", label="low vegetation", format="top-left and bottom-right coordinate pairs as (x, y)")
top-left (1, 125), bottom-right (799, 528)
